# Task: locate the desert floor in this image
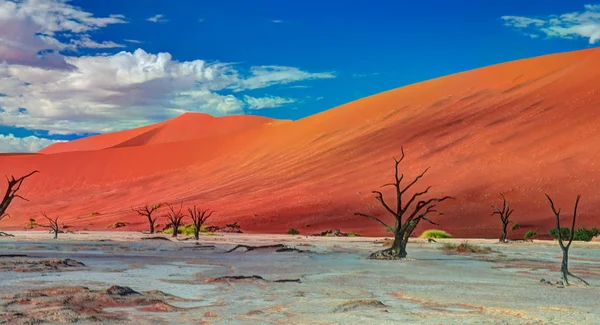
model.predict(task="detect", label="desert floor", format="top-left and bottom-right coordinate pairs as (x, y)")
top-left (1, 232), bottom-right (600, 324)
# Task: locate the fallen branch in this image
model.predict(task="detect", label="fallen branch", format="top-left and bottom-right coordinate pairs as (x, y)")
top-left (207, 275), bottom-right (301, 283)
top-left (225, 244), bottom-right (306, 253)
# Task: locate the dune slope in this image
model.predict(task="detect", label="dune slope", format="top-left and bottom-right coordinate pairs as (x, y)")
top-left (2, 48), bottom-right (600, 238)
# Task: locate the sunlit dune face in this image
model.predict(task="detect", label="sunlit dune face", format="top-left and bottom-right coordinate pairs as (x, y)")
top-left (1, 48), bottom-right (600, 237)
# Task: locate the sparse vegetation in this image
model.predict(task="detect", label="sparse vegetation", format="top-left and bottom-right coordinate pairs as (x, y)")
top-left (491, 193), bottom-right (514, 243)
top-left (25, 218), bottom-right (38, 230)
top-left (287, 228), bottom-right (300, 235)
top-left (355, 147), bottom-right (454, 259)
top-left (132, 204), bottom-right (162, 234)
top-left (549, 226), bottom-right (598, 242)
top-left (0, 170), bottom-right (39, 236)
top-left (161, 224), bottom-right (195, 236)
top-left (545, 194), bottom-right (589, 286)
top-left (511, 223), bottom-right (520, 231)
top-left (524, 230), bottom-right (537, 240)
top-left (418, 229), bottom-right (452, 239)
top-left (441, 242), bottom-right (495, 254)
top-left (106, 222), bottom-right (128, 229)
top-left (347, 232), bottom-right (361, 237)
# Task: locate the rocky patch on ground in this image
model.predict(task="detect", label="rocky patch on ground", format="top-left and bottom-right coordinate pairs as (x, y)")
top-left (0, 257), bottom-right (85, 272)
top-left (1, 285), bottom-right (188, 324)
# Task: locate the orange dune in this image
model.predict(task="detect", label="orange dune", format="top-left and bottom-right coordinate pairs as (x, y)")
top-left (2, 48), bottom-right (600, 238)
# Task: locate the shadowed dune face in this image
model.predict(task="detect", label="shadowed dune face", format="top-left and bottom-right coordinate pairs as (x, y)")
top-left (1, 48), bottom-right (600, 237)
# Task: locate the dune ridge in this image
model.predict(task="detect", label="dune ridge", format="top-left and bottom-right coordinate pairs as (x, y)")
top-left (1, 47), bottom-right (600, 237)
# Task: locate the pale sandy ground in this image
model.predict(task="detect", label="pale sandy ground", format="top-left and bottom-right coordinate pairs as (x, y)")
top-left (1, 231), bottom-right (600, 324)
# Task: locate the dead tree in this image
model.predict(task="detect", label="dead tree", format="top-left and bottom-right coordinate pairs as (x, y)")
top-left (491, 193), bottom-right (514, 243)
top-left (545, 194), bottom-right (589, 286)
top-left (0, 171), bottom-right (39, 236)
top-left (188, 205), bottom-right (213, 240)
top-left (355, 148), bottom-right (454, 259)
top-left (165, 202), bottom-right (186, 237)
top-left (132, 204), bottom-right (162, 234)
top-left (40, 212), bottom-right (60, 239)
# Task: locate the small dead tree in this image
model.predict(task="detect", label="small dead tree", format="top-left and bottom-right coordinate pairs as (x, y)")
top-left (491, 193), bottom-right (514, 243)
top-left (355, 148), bottom-right (454, 259)
top-left (132, 204), bottom-right (162, 234)
top-left (188, 206), bottom-right (214, 240)
top-left (40, 212), bottom-right (60, 239)
top-left (0, 170), bottom-right (39, 236)
top-left (165, 202), bottom-right (186, 237)
top-left (545, 194), bottom-right (589, 286)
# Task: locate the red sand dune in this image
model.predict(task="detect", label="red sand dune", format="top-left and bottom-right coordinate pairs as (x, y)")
top-left (2, 48), bottom-right (600, 238)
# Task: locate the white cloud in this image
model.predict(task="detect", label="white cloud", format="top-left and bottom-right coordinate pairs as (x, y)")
top-left (0, 133), bottom-right (65, 153)
top-left (234, 66), bottom-right (335, 92)
top-left (243, 95), bottom-right (295, 110)
top-left (271, 20), bottom-right (283, 23)
top-left (124, 39), bottom-right (142, 44)
top-left (352, 72), bottom-right (382, 78)
top-left (0, 2), bottom-right (335, 135)
top-left (502, 4), bottom-right (600, 44)
top-left (71, 35), bottom-right (125, 49)
top-left (0, 48), bottom-right (335, 134)
top-left (0, 0), bottom-right (127, 69)
top-left (198, 18), bottom-right (205, 23)
top-left (147, 14), bottom-right (168, 23)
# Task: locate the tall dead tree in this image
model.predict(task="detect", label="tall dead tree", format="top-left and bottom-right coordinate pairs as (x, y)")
top-left (188, 206), bottom-right (214, 240)
top-left (132, 204), bottom-right (162, 234)
top-left (40, 212), bottom-right (60, 239)
top-left (355, 148), bottom-right (454, 259)
top-left (0, 170), bottom-right (38, 236)
top-left (545, 194), bottom-right (589, 286)
top-left (165, 202), bottom-right (186, 237)
top-left (491, 193), bottom-right (514, 243)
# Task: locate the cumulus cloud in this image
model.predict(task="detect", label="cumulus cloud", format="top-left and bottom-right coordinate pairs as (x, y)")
top-left (147, 14), bottom-right (168, 23)
top-left (0, 133), bottom-right (65, 153)
top-left (0, 48), bottom-right (334, 134)
top-left (502, 4), bottom-right (600, 44)
top-left (243, 95), bottom-right (296, 110)
top-left (0, 1), bottom-right (335, 135)
top-left (0, 0), bottom-right (127, 69)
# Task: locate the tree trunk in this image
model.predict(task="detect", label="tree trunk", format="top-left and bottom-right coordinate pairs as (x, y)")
top-left (369, 231), bottom-right (407, 259)
top-left (172, 224), bottom-right (179, 237)
top-left (53, 230), bottom-right (58, 239)
top-left (194, 228), bottom-right (200, 240)
top-left (500, 222), bottom-right (508, 243)
top-left (148, 218), bottom-right (155, 234)
top-left (561, 248), bottom-right (569, 285)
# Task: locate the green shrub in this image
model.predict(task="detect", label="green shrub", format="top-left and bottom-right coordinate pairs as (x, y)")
top-left (524, 230), bottom-right (537, 240)
top-left (549, 227), bottom-right (571, 240)
top-left (549, 227), bottom-right (598, 242)
top-left (510, 223), bottom-right (520, 231)
top-left (162, 224), bottom-right (196, 236)
top-left (419, 229), bottom-right (453, 239)
top-left (347, 232), bottom-right (361, 237)
top-left (287, 228), bottom-right (300, 235)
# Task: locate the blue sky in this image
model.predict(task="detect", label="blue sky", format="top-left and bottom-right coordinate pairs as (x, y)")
top-left (0, 0), bottom-right (599, 152)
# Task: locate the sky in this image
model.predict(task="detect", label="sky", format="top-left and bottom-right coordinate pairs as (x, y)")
top-left (0, 0), bottom-right (599, 152)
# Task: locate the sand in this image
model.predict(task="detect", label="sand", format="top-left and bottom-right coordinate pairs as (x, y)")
top-left (1, 232), bottom-right (600, 324)
top-left (1, 48), bottom-right (600, 237)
